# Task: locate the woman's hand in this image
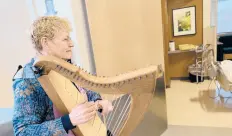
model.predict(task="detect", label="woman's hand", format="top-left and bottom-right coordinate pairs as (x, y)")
top-left (69, 101), bottom-right (97, 126)
top-left (96, 100), bottom-right (113, 115)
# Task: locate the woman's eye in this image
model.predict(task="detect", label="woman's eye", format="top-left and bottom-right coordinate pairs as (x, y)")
top-left (64, 37), bottom-right (71, 41)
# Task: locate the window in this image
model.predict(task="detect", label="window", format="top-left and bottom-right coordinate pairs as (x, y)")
top-left (217, 0), bottom-right (232, 33)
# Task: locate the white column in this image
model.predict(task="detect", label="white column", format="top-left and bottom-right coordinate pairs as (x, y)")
top-left (70, 0), bottom-right (96, 74)
top-left (203, 0), bottom-right (218, 60)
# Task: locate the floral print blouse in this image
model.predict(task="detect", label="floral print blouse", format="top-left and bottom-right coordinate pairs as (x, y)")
top-left (12, 57), bottom-right (101, 136)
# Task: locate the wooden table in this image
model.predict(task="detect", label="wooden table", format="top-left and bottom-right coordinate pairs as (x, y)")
top-left (168, 49), bottom-right (195, 54)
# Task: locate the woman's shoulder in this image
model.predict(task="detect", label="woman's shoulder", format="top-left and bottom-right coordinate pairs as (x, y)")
top-left (12, 58), bottom-right (43, 92)
top-left (13, 58), bottom-right (42, 80)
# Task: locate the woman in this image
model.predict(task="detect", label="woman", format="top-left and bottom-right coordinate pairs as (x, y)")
top-left (12, 16), bottom-right (113, 136)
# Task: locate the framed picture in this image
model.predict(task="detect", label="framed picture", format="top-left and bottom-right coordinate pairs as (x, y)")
top-left (172, 6), bottom-right (196, 37)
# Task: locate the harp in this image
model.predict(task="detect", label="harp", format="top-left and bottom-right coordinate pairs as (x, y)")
top-left (34, 56), bottom-right (163, 136)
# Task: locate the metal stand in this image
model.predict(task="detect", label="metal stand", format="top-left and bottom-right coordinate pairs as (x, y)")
top-left (188, 45), bottom-right (206, 83)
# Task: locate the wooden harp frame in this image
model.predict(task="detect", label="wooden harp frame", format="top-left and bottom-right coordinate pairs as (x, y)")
top-left (34, 56), bottom-right (163, 136)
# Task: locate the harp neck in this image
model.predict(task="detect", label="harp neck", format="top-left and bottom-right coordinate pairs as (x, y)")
top-left (34, 55), bottom-right (163, 94)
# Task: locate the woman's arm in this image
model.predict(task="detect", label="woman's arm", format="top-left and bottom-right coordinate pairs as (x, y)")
top-left (12, 79), bottom-right (69, 136)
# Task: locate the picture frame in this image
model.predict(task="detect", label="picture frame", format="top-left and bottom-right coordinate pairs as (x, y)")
top-left (172, 6), bottom-right (196, 37)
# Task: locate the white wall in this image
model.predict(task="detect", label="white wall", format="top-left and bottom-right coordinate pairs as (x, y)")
top-left (0, 1), bottom-right (35, 108)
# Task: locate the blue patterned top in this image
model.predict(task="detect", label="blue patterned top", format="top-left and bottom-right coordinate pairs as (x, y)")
top-left (12, 58), bottom-right (101, 136)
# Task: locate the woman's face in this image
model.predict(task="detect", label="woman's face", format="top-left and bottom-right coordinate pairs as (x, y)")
top-left (42, 30), bottom-right (74, 60)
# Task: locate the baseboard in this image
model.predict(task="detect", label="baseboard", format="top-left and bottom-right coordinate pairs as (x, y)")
top-left (170, 76), bottom-right (210, 80)
top-left (171, 77), bottom-right (189, 80)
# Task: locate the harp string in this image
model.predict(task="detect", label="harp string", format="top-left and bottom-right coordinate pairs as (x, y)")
top-left (105, 94), bottom-right (116, 124)
top-left (107, 95), bottom-right (122, 128)
top-left (111, 95), bottom-right (131, 136)
top-left (95, 94), bottom-right (131, 136)
top-left (94, 87), bottom-right (132, 136)
top-left (106, 85), bottom-right (125, 128)
top-left (96, 94), bottom-right (116, 136)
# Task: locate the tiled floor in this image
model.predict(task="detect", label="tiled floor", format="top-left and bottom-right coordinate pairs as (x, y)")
top-left (166, 80), bottom-right (232, 128)
top-left (161, 125), bottom-right (232, 136)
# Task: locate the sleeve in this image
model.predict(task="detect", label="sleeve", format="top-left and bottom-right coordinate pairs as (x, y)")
top-left (86, 90), bottom-right (102, 102)
top-left (12, 79), bottom-right (68, 136)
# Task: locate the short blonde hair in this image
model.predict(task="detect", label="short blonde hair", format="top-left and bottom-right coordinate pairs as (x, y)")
top-left (30, 16), bottom-right (72, 51)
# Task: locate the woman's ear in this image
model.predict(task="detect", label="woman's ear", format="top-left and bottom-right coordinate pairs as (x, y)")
top-left (40, 37), bottom-right (48, 51)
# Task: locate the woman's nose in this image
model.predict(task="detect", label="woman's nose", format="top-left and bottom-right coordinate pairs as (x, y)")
top-left (69, 40), bottom-right (74, 47)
